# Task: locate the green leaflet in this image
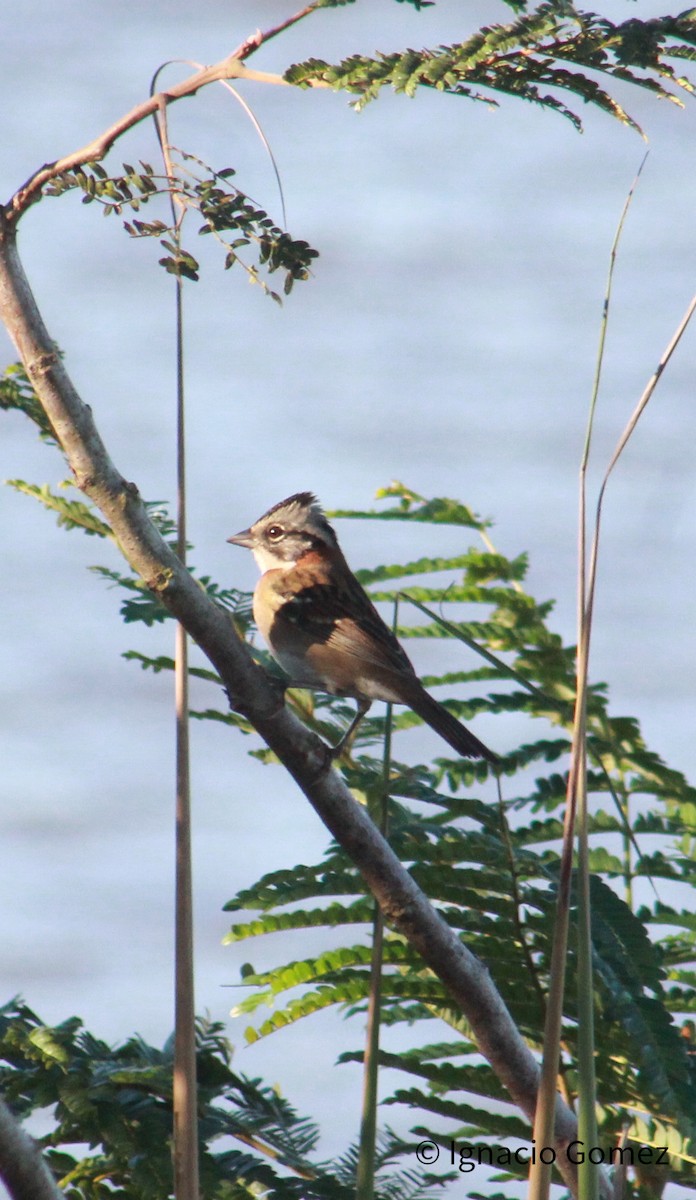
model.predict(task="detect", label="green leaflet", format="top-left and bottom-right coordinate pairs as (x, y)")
top-left (7, 480), bottom-right (113, 538)
top-left (0, 1001), bottom-right (401, 1198)
top-left (225, 899), bottom-right (375, 942)
top-left (0, 363), bottom-right (58, 443)
top-left (285, 4), bottom-right (696, 130)
top-left (44, 155), bottom-right (318, 301)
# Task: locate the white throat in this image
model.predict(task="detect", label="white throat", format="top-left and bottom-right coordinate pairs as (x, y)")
top-left (252, 545), bottom-right (296, 573)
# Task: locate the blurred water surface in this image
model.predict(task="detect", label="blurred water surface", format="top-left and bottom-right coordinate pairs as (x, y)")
top-left (1, 0), bottom-right (696, 1185)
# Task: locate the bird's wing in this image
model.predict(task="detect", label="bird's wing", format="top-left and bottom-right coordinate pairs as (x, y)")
top-left (278, 570), bottom-right (415, 677)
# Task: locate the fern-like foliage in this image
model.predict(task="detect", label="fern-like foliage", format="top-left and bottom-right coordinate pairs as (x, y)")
top-left (0, 999), bottom-right (451, 1199)
top-left (0, 363), bottom-right (58, 443)
top-left (5, 480), bottom-right (114, 538)
top-left (44, 154), bottom-right (318, 300)
top-left (286, 2), bottom-right (696, 130)
top-left (0, 1000), bottom-right (332, 1199)
top-left (218, 483), bottom-right (696, 1194)
top-left (5, 373), bottom-right (696, 1192)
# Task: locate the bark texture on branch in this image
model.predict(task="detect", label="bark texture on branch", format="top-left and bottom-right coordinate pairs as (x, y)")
top-left (0, 1096), bottom-right (62, 1200)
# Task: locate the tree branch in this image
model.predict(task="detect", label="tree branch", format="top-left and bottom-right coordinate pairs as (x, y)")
top-left (229, 3), bottom-right (320, 61)
top-left (0, 1096), bottom-right (62, 1200)
top-left (7, 5), bottom-right (328, 223)
top-left (0, 212), bottom-right (611, 1199)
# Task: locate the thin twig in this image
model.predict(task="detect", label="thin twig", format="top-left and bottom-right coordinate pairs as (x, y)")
top-left (231, 4), bottom-right (319, 61)
top-left (578, 152), bottom-right (649, 642)
top-left (529, 159), bottom-right (647, 1200)
top-left (219, 82), bottom-right (288, 230)
top-left (153, 97), bottom-right (199, 1200)
top-left (584, 288), bottom-right (696, 657)
top-left (151, 60), bottom-right (288, 229)
top-left (356, 604), bottom-right (396, 1200)
top-left (6, 4), bottom-right (328, 222)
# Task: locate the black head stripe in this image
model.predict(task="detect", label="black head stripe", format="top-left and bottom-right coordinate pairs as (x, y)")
top-left (255, 492), bottom-right (338, 550)
top-left (263, 492), bottom-right (319, 521)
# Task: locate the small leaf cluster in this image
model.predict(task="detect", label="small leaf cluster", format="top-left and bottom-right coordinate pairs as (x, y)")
top-left (285, 2), bottom-right (696, 129)
top-left (0, 999), bottom-right (342, 1199)
top-left (6, 480), bottom-right (113, 538)
top-left (193, 162), bottom-right (319, 296)
top-left (0, 362), bottom-right (58, 444)
top-left (45, 159), bottom-right (160, 213)
top-left (0, 394), bottom-right (250, 629)
top-left (45, 155), bottom-right (318, 299)
top-left (0, 999), bottom-right (447, 1200)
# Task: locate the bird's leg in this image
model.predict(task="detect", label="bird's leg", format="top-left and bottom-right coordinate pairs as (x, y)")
top-left (330, 697), bottom-right (372, 760)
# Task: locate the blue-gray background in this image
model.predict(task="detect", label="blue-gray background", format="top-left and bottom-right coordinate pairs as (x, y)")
top-left (2, 0), bottom-right (695, 1189)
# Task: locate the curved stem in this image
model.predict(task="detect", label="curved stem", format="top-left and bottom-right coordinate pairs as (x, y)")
top-left (6, 4), bottom-right (327, 222)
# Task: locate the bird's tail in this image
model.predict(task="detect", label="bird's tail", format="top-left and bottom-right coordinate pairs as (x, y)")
top-left (406, 683), bottom-right (498, 764)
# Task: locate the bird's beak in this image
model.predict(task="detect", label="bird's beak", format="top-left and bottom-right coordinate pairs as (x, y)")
top-left (227, 528), bottom-right (255, 549)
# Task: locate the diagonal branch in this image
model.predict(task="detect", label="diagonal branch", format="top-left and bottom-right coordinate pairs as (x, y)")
top-left (0, 1096), bottom-right (62, 1200)
top-left (7, 5), bottom-right (328, 222)
top-left (0, 211), bottom-right (610, 1200)
top-left (230, 3), bottom-right (320, 61)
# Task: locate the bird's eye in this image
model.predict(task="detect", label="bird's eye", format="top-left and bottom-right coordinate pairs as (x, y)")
top-left (266, 525), bottom-right (284, 541)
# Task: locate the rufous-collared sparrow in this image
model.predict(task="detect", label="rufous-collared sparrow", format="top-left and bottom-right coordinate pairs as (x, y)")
top-left (228, 492), bottom-right (497, 763)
